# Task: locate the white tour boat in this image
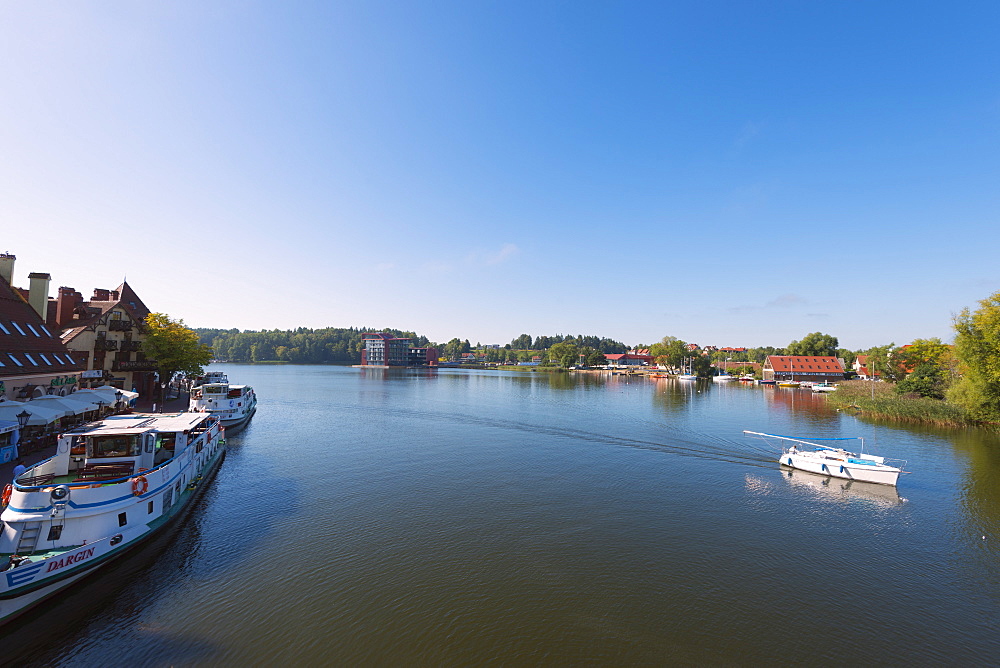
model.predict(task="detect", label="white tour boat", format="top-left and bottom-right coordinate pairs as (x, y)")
top-left (811, 382), bottom-right (837, 393)
top-left (189, 380), bottom-right (257, 432)
top-left (744, 431), bottom-right (906, 486)
top-left (0, 412), bottom-right (226, 624)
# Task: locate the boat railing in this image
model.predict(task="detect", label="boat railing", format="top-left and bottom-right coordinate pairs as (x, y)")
top-left (882, 457), bottom-right (907, 471)
top-left (13, 455), bottom-right (62, 490)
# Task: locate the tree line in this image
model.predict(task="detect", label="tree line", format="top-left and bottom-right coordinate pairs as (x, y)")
top-left (193, 328), bottom-right (625, 365)
top-left (194, 327), bottom-right (430, 364)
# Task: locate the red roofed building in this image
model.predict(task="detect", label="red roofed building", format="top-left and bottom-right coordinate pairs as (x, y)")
top-left (763, 356), bottom-right (845, 383)
top-left (605, 350), bottom-right (653, 367)
top-left (853, 355), bottom-right (878, 379)
top-left (0, 253), bottom-right (85, 402)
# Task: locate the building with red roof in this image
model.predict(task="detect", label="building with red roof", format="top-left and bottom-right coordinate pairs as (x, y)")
top-left (763, 356), bottom-right (845, 383)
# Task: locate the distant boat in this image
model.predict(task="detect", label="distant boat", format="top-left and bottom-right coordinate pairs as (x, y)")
top-left (712, 373), bottom-right (734, 382)
top-left (678, 357), bottom-right (697, 380)
top-left (812, 382), bottom-right (837, 393)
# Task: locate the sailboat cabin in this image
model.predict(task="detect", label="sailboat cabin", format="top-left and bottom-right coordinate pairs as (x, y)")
top-left (762, 356), bottom-right (845, 383)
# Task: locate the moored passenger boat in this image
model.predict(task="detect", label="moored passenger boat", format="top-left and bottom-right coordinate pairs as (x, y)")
top-left (189, 380), bottom-right (257, 432)
top-left (0, 412), bottom-right (226, 625)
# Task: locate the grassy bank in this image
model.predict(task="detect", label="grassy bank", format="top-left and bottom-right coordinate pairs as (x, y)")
top-left (827, 380), bottom-right (970, 427)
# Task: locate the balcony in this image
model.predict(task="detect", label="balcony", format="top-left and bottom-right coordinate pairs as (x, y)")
top-left (94, 339), bottom-right (118, 351)
top-left (120, 341), bottom-right (142, 352)
top-left (112, 360), bottom-right (158, 372)
top-left (108, 320), bottom-right (132, 332)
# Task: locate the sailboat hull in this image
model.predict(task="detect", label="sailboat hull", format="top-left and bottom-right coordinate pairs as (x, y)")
top-left (779, 452), bottom-right (900, 486)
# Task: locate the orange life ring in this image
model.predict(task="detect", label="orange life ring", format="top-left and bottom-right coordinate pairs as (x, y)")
top-left (1, 484), bottom-right (11, 506)
top-left (131, 475), bottom-right (148, 496)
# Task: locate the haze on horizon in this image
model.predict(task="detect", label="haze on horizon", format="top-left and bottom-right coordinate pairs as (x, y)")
top-left (2, 2), bottom-right (998, 351)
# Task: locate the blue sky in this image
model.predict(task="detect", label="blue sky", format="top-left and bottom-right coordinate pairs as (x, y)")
top-left (2, 2), bottom-right (998, 350)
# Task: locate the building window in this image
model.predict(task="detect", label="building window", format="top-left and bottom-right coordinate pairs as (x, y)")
top-left (0, 321), bottom-right (9, 334)
top-left (40, 324), bottom-right (53, 337)
top-left (52, 353), bottom-right (65, 364)
top-left (23, 353), bottom-right (39, 366)
top-left (26, 323), bottom-right (41, 337)
top-left (38, 353), bottom-right (51, 365)
top-left (7, 353), bottom-right (23, 367)
top-left (10, 321), bottom-right (26, 335)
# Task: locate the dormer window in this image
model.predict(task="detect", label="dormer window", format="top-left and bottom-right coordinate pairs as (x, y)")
top-left (7, 353), bottom-right (23, 367)
top-left (10, 321), bottom-right (26, 335)
top-left (26, 323), bottom-right (41, 337)
top-left (40, 324), bottom-right (53, 337)
top-left (23, 353), bottom-right (39, 366)
top-left (52, 353), bottom-right (65, 364)
top-left (0, 321), bottom-right (10, 335)
top-left (39, 353), bottom-right (52, 365)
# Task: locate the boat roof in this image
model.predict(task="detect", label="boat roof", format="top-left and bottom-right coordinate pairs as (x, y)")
top-left (66, 412), bottom-right (209, 435)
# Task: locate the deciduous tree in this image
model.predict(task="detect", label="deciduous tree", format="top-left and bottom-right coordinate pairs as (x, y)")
top-left (786, 332), bottom-right (839, 357)
top-left (143, 313), bottom-right (213, 404)
top-left (949, 291), bottom-right (1000, 422)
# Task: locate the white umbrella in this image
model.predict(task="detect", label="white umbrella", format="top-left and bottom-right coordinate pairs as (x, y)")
top-left (0, 401), bottom-right (65, 425)
top-left (97, 385), bottom-right (138, 400)
top-left (71, 388), bottom-right (118, 404)
top-left (29, 395), bottom-right (97, 415)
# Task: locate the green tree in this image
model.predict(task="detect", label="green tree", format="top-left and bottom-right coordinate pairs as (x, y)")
top-left (787, 332), bottom-right (839, 357)
top-left (649, 336), bottom-right (690, 372)
top-left (548, 341), bottom-right (579, 367)
top-left (143, 313), bottom-right (213, 404)
top-left (949, 291), bottom-right (1000, 422)
top-left (896, 338), bottom-right (954, 375)
top-left (896, 362), bottom-right (947, 399)
top-left (837, 348), bottom-right (857, 368)
top-left (586, 350), bottom-right (607, 366)
top-left (862, 343), bottom-right (903, 382)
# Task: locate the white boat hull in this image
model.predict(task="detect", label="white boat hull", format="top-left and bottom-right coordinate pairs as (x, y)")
top-left (0, 415), bottom-right (227, 625)
top-left (779, 451), bottom-right (900, 486)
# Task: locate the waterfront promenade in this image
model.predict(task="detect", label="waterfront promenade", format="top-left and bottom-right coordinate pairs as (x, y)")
top-left (0, 390), bottom-right (190, 483)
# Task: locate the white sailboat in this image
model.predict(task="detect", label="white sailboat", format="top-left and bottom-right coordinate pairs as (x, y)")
top-left (744, 431), bottom-right (907, 486)
top-left (678, 357), bottom-right (697, 380)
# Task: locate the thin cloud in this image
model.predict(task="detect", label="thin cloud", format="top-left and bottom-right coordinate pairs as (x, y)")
top-left (766, 294), bottom-right (807, 308)
top-left (485, 243), bottom-right (520, 265)
top-left (465, 243), bottom-right (520, 267)
top-left (728, 294), bottom-right (808, 314)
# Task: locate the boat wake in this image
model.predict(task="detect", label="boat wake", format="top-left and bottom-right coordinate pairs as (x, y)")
top-left (339, 403), bottom-right (776, 469)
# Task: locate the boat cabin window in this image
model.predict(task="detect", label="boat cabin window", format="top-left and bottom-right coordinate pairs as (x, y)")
top-left (204, 384), bottom-right (227, 395)
top-left (227, 388), bottom-right (241, 398)
top-left (157, 433), bottom-right (177, 453)
top-left (88, 434), bottom-right (140, 458)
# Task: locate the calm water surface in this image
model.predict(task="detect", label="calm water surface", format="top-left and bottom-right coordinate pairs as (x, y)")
top-left (8, 365), bottom-right (1000, 665)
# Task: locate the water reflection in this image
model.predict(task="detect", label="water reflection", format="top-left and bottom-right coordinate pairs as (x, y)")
top-left (651, 379), bottom-right (695, 414)
top-left (773, 468), bottom-right (904, 508)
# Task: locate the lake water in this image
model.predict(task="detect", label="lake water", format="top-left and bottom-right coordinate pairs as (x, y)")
top-left (8, 365), bottom-right (1000, 665)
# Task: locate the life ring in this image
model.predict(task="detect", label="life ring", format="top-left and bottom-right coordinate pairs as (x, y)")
top-left (131, 475), bottom-right (148, 496)
top-left (1, 484), bottom-right (11, 506)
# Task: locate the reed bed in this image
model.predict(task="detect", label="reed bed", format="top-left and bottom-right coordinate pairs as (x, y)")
top-left (827, 380), bottom-right (969, 427)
